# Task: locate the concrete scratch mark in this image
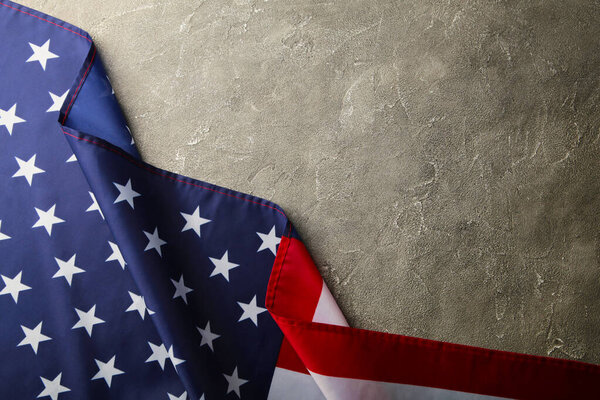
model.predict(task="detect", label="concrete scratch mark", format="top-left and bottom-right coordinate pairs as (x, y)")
top-left (139, 50), bottom-right (168, 64)
top-left (374, 12), bottom-right (383, 44)
top-left (174, 42), bottom-right (187, 78)
top-left (92, 3), bottom-right (164, 27)
top-left (547, 337), bottom-right (564, 356)
top-left (330, 19), bottom-right (384, 56)
top-left (553, 150), bottom-right (571, 165)
top-left (179, 0), bottom-right (207, 33)
top-left (247, 164), bottom-right (274, 184)
top-left (409, 267), bottom-right (432, 296)
top-left (530, 141), bottom-right (541, 159)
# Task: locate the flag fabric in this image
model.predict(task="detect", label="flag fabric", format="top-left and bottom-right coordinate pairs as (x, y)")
top-left (0, 1), bottom-right (598, 399)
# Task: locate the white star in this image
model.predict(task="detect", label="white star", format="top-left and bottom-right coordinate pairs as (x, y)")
top-left (146, 342), bottom-right (185, 371)
top-left (26, 39), bottom-right (59, 70)
top-left (180, 206), bottom-right (211, 238)
top-left (223, 367), bottom-right (248, 398)
top-left (257, 225), bottom-right (281, 256)
top-left (66, 154), bottom-right (77, 163)
top-left (167, 345), bottom-right (185, 370)
top-left (17, 321), bottom-right (51, 354)
top-left (106, 241), bottom-right (126, 269)
top-left (46, 90), bottom-right (69, 112)
top-left (197, 321), bottom-right (220, 351)
top-left (72, 305), bottom-right (105, 337)
top-left (144, 227), bottom-right (167, 256)
top-left (38, 373), bottom-right (70, 400)
top-left (237, 295), bottom-right (267, 327)
top-left (0, 103), bottom-right (26, 135)
top-left (145, 342), bottom-right (169, 370)
top-left (126, 291), bottom-right (154, 319)
top-left (0, 220), bottom-right (11, 241)
top-left (53, 254), bottom-right (85, 286)
top-left (208, 251), bottom-right (239, 282)
top-left (91, 355), bottom-right (124, 388)
top-left (113, 179), bottom-right (140, 209)
top-left (32, 204), bottom-right (65, 236)
top-left (0, 271), bottom-right (31, 303)
top-left (167, 392), bottom-right (187, 400)
top-left (171, 274), bottom-right (193, 304)
top-left (86, 191), bottom-right (104, 219)
top-left (13, 155), bottom-right (45, 186)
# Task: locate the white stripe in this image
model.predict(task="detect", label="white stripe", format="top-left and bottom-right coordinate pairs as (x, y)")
top-left (310, 371), bottom-right (510, 400)
top-left (312, 281), bottom-right (348, 327)
top-left (268, 367), bottom-right (509, 400)
top-left (269, 281), bottom-right (510, 399)
top-left (267, 367), bottom-right (325, 400)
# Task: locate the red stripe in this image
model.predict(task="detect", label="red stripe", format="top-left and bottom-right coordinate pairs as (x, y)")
top-left (270, 234), bottom-right (322, 374)
top-left (267, 233), bottom-right (600, 399)
top-left (267, 236), bottom-right (323, 320)
top-left (274, 318), bottom-right (600, 399)
top-left (275, 336), bottom-right (309, 374)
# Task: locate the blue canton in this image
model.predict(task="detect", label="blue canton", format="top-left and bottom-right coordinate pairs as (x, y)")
top-left (0, 1), bottom-right (286, 399)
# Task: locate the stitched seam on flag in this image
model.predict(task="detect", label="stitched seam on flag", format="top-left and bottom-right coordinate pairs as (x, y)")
top-left (271, 314), bottom-right (600, 373)
top-left (0, 1), bottom-right (92, 42)
top-left (266, 223), bottom-right (293, 310)
top-left (7, 0), bottom-right (288, 222)
top-left (36, 4), bottom-right (596, 378)
top-left (269, 244), bottom-right (600, 374)
top-left (60, 128), bottom-right (288, 218)
top-left (62, 45), bottom-right (97, 124)
top-left (266, 224), bottom-right (291, 308)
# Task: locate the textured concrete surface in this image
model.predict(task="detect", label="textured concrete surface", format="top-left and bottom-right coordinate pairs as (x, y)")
top-left (22, 0), bottom-right (600, 363)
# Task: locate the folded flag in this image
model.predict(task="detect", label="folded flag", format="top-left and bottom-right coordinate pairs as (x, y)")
top-left (0, 1), bottom-right (598, 399)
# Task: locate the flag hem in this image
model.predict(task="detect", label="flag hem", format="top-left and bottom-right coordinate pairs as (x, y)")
top-left (266, 235), bottom-right (600, 399)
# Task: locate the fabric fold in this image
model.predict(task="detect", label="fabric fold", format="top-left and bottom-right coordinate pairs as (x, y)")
top-left (1, 1), bottom-right (599, 399)
top-left (266, 232), bottom-right (600, 399)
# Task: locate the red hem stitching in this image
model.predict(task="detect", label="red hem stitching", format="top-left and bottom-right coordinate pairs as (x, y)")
top-left (28, 0), bottom-right (595, 379)
top-left (61, 45), bottom-right (96, 124)
top-left (267, 235), bottom-right (600, 377)
top-left (273, 315), bottom-right (600, 373)
top-left (266, 223), bottom-right (293, 310)
top-left (0, 1), bottom-right (92, 42)
top-left (61, 128), bottom-right (287, 218)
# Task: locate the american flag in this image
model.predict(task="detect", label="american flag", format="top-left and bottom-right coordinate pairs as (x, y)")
top-left (0, 1), bottom-right (598, 399)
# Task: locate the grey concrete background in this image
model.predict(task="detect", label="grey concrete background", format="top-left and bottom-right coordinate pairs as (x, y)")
top-left (22, 0), bottom-right (600, 364)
